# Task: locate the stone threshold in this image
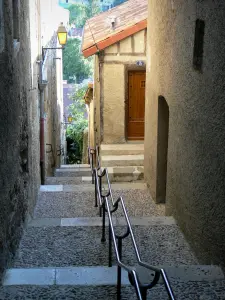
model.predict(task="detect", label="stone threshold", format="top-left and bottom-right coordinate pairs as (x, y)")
top-left (28, 216), bottom-right (176, 227)
top-left (4, 265), bottom-right (224, 286)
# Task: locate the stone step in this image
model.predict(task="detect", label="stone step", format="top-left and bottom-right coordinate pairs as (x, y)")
top-left (46, 177), bottom-right (85, 185)
top-left (60, 164), bottom-right (90, 169)
top-left (1, 280), bottom-right (224, 300)
top-left (105, 166), bottom-right (144, 182)
top-left (28, 216), bottom-right (175, 228)
top-left (35, 189), bottom-right (164, 218)
top-left (55, 168), bottom-right (91, 177)
top-left (101, 143), bottom-right (144, 156)
top-left (3, 265), bottom-right (224, 286)
top-left (101, 155), bottom-right (144, 167)
top-left (13, 224), bottom-right (197, 268)
top-left (0, 285), bottom-right (119, 300)
top-left (40, 182), bottom-right (148, 192)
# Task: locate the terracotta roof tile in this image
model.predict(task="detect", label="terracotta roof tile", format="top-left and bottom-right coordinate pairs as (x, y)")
top-left (82, 0), bottom-right (148, 57)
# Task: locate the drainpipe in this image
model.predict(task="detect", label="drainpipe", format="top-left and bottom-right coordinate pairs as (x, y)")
top-left (38, 61), bottom-right (48, 185)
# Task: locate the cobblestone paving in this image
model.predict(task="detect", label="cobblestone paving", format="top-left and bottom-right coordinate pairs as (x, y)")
top-left (13, 224), bottom-right (196, 268)
top-left (0, 281), bottom-right (225, 300)
top-left (35, 189), bottom-right (165, 218)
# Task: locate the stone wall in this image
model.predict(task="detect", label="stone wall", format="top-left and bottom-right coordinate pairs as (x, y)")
top-left (0, 0), bottom-right (39, 281)
top-left (145, 0), bottom-right (225, 268)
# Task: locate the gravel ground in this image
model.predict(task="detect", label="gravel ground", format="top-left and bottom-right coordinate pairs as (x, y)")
top-left (46, 177), bottom-right (85, 185)
top-left (35, 189), bottom-right (165, 218)
top-left (34, 192), bottom-right (100, 218)
top-left (13, 224), bottom-right (197, 268)
top-left (0, 281), bottom-right (224, 300)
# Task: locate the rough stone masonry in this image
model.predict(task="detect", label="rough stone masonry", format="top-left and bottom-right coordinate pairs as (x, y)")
top-left (0, 0), bottom-right (39, 281)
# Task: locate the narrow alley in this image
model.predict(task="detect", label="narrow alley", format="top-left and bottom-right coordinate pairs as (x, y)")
top-left (1, 0), bottom-right (225, 299)
top-left (0, 144), bottom-right (224, 299)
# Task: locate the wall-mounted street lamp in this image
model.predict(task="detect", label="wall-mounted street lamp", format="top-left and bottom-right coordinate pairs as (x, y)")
top-left (42, 22), bottom-right (68, 60)
top-left (67, 114), bottom-right (73, 123)
top-left (62, 114), bottom-right (73, 128)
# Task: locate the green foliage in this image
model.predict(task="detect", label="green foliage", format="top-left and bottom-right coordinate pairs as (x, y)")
top-left (68, 4), bottom-right (87, 27)
top-left (66, 86), bottom-right (88, 164)
top-left (63, 38), bottom-right (93, 83)
top-left (68, 1), bottom-right (100, 26)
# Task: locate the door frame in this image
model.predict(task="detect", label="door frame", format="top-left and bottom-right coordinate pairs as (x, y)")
top-left (124, 64), bottom-right (146, 141)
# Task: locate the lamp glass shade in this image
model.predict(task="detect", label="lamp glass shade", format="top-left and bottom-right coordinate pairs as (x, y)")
top-left (57, 23), bottom-right (67, 46)
top-left (68, 115), bottom-right (73, 123)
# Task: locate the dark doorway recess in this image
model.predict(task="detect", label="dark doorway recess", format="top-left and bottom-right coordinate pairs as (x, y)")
top-left (156, 96), bottom-right (169, 203)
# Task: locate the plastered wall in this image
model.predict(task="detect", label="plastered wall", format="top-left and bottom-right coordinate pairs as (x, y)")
top-left (145, 0), bottom-right (225, 268)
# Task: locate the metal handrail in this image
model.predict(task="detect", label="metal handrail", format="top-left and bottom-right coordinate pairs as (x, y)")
top-left (94, 168), bottom-right (144, 300)
top-left (104, 168), bottom-right (175, 298)
top-left (88, 146), bottom-right (175, 300)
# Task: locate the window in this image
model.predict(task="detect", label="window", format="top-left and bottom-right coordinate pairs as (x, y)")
top-left (193, 19), bottom-right (205, 71)
top-left (12, 0), bottom-right (20, 41)
top-left (0, 0), bottom-right (4, 52)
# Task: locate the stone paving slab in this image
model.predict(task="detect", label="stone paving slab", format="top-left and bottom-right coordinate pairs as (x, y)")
top-left (0, 281), bottom-right (224, 299)
top-left (40, 185), bottom-right (63, 192)
top-left (4, 268), bottom-right (56, 285)
top-left (34, 189), bottom-right (165, 218)
top-left (13, 225), bottom-right (197, 268)
top-left (4, 265), bottom-right (223, 286)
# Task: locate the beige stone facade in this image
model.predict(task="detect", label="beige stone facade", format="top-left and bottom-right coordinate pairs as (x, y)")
top-left (91, 30), bottom-right (147, 146)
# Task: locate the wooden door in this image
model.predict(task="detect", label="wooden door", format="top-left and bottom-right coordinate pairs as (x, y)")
top-left (127, 71), bottom-right (145, 140)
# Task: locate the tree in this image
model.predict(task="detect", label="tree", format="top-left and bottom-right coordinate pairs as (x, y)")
top-left (68, 4), bottom-right (87, 27)
top-left (68, 1), bottom-right (100, 27)
top-left (66, 86), bottom-right (88, 163)
top-left (63, 38), bottom-right (93, 83)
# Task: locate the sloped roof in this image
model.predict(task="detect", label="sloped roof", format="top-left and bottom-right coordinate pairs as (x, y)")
top-left (82, 0), bottom-right (148, 58)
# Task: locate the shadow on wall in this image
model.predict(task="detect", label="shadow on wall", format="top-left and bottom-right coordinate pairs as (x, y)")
top-left (156, 96), bottom-right (169, 203)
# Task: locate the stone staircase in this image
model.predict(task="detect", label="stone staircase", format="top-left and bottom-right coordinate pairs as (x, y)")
top-left (0, 164), bottom-right (224, 299)
top-left (100, 144), bottom-right (144, 182)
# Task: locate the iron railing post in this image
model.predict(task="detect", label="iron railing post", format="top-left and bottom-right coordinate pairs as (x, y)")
top-left (117, 237), bottom-right (122, 300)
top-left (108, 221), bottom-right (112, 267)
top-left (99, 175), bottom-right (102, 217)
top-left (91, 151), bottom-right (94, 184)
top-left (94, 170), bottom-right (98, 207)
top-left (140, 288), bottom-right (147, 300)
top-left (101, 199), bottom-right (106, 242)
